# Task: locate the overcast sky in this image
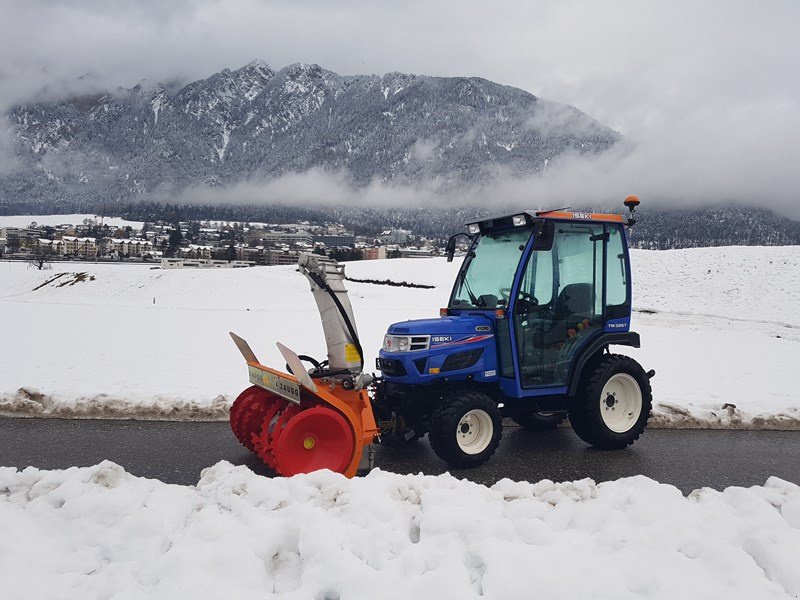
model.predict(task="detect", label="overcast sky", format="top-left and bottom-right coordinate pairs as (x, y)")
top-left (1, 0), bottom-right (799, 215)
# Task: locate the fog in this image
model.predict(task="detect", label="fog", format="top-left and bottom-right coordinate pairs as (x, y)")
top-left (1, 0), bottom-right (799, 216)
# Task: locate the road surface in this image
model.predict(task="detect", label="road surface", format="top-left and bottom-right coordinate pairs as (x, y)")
top-left (1, 417), bottom-right (797, 494)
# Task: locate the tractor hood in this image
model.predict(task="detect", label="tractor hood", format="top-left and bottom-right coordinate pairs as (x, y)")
top-left (387, 315), bottom-right (494, 347)
top-left (379, 314), bottom-right (499, 383)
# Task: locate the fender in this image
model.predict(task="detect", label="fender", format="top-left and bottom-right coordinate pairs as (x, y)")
top-left (567, 332), bottom-right (641, 397)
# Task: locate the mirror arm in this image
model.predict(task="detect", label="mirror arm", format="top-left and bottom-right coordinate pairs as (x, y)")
top-left (445, 232), bottom-right (475, 263)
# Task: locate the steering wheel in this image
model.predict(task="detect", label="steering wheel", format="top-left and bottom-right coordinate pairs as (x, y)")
top-left (500, 288), bottom-right (539, 310)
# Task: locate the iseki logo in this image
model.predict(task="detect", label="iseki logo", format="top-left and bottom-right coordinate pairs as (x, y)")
top-left (432, 336), bottom-right (453, 344)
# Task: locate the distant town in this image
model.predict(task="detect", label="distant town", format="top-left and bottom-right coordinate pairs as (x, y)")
top-left (0, 217), bottom-right (443, 268)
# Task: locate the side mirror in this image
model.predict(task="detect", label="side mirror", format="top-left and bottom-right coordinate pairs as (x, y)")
top-left (445, 236), bottom-right (456, 262)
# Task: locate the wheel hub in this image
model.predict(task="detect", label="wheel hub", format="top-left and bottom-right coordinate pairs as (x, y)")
top-left (599, 374), bottom-right (643, 433)
top-left (456, 409), bottom-right (494, 455)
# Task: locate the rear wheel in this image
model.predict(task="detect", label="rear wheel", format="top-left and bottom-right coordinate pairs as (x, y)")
top-left (568, 354), bottom-right (652, 449)
top-left (429, 389), bottom-right (502, 468)
top-left (510, 409), bottom-right (568, 431)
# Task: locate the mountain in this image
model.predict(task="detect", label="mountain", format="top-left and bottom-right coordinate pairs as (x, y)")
top-left (1, 60), bottom-right (619, 206)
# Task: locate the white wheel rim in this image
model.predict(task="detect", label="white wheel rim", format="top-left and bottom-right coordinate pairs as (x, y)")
top-left (456, 409), bottom-right (494, 454)
top-left (600, 373), bottom-right (643, 433)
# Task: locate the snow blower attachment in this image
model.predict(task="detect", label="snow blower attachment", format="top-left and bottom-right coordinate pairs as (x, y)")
top-left (229, 254), bottom-right (378, 477)
top-left (231, 197), bottom-right (655, 478)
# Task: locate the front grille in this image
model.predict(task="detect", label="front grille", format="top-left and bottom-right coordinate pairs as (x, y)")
top-left (409, 336), bottom-right (430, 351)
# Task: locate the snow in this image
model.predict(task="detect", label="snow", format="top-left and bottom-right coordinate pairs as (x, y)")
top-left (215, 124), bottom-right (232, 162)
top-left (0, 460), bottom-right (798, 599)
top-left (151, 93), bottom-right (167, 125)
top-left (0, 214), bottom-right (145, 229)
top-left (0, 246), bottom-right (798, 426)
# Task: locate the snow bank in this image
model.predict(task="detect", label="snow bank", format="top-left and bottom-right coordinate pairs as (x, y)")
top-left (0, 461), bottom-right (799, 599)
top-left (0, 247), bottom-right (798, 427)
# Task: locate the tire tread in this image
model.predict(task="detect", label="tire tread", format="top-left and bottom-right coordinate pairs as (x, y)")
top-left (429, 389), bottom-right (502, 468)
top-left (569, 354), bottom-right (652, 449)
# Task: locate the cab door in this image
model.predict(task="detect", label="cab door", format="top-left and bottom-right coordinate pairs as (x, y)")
top-left (512, 221), bottom-right (606, 388)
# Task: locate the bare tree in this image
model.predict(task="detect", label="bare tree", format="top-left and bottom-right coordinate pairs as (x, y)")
top-left (28, 246), bottom-right (54, 270)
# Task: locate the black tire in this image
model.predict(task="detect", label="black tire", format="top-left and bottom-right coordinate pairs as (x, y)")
top-left (429, 389), bottom-right (502, 468)
top-left (568, 354), bottom-right (652, 449)
top-left (510, 409), bottom-right (568, 431)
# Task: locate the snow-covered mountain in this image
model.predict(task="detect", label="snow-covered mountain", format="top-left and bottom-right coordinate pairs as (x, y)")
top-left (2, 60), bottom-right (619, 205)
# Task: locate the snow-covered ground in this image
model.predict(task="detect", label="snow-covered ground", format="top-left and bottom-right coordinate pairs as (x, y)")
top-left (0, 246), bottom-right (798, 427)
top-left (0, 213), bottom-right (145, 229)
top-left (0, 460), bottom-right (798, 599)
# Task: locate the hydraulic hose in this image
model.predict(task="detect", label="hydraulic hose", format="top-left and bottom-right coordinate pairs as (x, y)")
top-left (307, 270), bottom-right (365, 375)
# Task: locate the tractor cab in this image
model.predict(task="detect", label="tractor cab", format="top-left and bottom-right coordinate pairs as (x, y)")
top-left (449, 210), bottom-right (633, 394)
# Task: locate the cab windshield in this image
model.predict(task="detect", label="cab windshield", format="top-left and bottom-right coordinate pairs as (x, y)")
top-left (450, 228), bottom-right (531, 309)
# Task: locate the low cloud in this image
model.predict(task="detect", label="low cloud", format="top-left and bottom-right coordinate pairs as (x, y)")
top-left (1, 0), bottom-right (798, 217)
top-left (410, 139), bottom-right (439, 162)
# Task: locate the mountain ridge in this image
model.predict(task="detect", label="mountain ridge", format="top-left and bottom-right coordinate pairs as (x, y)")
top-left (2, 60), bottom-right (619, 206)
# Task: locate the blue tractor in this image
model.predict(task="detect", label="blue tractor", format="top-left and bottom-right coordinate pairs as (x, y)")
top-left (373, 197), bottom-right (654, 468)
top-left (229, 197), bottom-right (655, 476)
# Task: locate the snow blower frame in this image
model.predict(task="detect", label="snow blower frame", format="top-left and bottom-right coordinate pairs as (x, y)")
top-left (230, 196), bottom-right (653, 477)
top-left (229, 254), bottom-right (379, 477)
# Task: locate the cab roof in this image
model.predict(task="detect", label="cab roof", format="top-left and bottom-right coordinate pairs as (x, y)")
top-left (467, 209), bottom-right (623, 232)
top-left (530, 209), bottom-right (624, 223)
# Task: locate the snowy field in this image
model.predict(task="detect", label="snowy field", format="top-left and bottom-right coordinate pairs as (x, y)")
top-left (1, 246), bottom-right (799, 427)
top-left (0, 213), bottom-right (145, 229)
top-left (0, 461), bottom-right (798, 599)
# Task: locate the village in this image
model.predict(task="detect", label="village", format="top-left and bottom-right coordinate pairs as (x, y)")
top-left (0, 216), bottom-right (440, 268)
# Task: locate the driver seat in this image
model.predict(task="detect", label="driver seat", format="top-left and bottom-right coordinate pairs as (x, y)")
top-left (555, 283), bottom-right (594, 321)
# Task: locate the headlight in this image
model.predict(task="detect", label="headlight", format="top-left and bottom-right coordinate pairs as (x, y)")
top-left (383, 335), bottom-right (410, 351)
top-left (383, 334), bottom-right (431, 352)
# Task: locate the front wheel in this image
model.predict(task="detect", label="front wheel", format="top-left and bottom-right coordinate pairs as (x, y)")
top-left (569, 354), bottom-right (652, 449)
top-left (429, 389), bottom-right (502, 468)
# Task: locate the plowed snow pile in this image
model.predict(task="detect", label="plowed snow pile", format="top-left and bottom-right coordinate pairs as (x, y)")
top-left (1, 246), bottom-right (799, 427)
top-left (0, 461), bottom-right (799, 600)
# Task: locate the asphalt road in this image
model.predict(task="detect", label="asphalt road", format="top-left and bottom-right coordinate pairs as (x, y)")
top-left (1, 417), bottom-right (798, 494)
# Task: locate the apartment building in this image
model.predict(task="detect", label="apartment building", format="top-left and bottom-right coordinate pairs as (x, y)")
top-left (61, 236), bottom-right (98, 257)
top-left (363, 246), bottom-right (387, 260)
top-left (110, 239), bottom-right (155, 257)
top-left (265, 249), bottom-right (301, 266)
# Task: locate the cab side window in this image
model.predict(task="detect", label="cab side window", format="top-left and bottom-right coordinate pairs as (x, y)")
top-left (606, 224), bottom-right (630, 319)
